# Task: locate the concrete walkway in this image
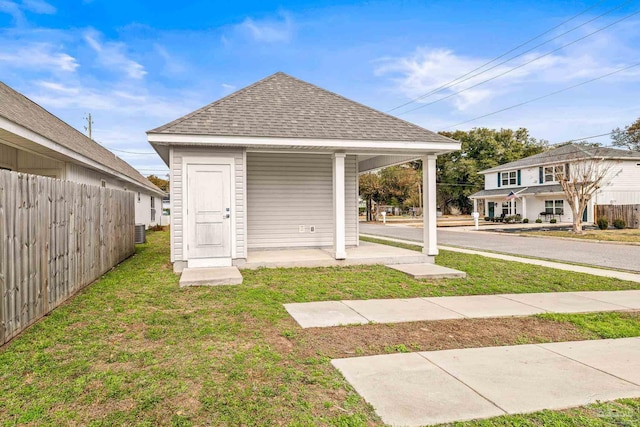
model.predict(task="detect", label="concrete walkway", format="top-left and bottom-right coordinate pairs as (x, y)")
top-left (360, 233), bottom-right (640, 283)
top-left (332, 337), bottom-right (640, 426)
top-left (284, 290), bottom-right (640, 328)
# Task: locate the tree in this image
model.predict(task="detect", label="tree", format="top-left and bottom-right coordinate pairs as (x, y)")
top-left (611, 117), bottom-right (640, 151)
top-left (358, 173), bottom-right (383, 221)
top-left (147, 174), bottom-right (169, 191)
top-left (437, 128), bottom-right (548, 214)
top-left (555, 149), bottom-right (617, 234)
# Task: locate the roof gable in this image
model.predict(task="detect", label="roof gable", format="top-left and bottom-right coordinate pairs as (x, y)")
top-left (0, 81), bottom-right (163, 195)
top-left (148, 72), bottom-right (457, 144)
top-left (480, 143), bottom-right (640, 174)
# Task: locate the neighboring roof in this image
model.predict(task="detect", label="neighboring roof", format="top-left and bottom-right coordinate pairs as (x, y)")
top-left (0, 81), bottom-right (164, 196)
top-left (470, 184), bottom-right (564, 198)
top-left (148, 72), bottom-right (458, 144)
top-left (480, 143), bottom-right (640, 174)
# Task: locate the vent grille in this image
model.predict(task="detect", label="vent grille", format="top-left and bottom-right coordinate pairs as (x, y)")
top-left (135, 224), bottom-right (146, 244)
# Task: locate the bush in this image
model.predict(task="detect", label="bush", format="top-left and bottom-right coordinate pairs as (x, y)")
top-left (597, 218), bottom-right (609, 230)
top-left (523, 218), bottom-right (529, 223)
top-left (484, 216), bottom-right (490, 222)
top-left (613, 218), bottom-right (626, 229)
top-left (550, 218), bottom-right (557, 224)
top-left (535, 218), bottom-right (542, 223)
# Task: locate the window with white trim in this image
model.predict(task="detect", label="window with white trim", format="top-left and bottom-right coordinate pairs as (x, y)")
top-left (544, 165), bottom-right (565, 183)
top-left (501, 171), bottom-right (517, 186)
top-left (545, 200), bottom-right (564, 215)
top-left (151, 196), bottom-right (156, 222)
top-left (100, 179), bottom-right (106, 188)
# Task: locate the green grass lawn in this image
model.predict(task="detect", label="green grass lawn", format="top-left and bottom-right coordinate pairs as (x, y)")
top-left (1, 230), bottom-right (639, 426)
top-left (520, 228), bottom-right (640, 243)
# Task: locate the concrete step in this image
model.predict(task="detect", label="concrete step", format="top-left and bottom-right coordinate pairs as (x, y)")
top-left (387, 263), bottom-right (467, 279)
top-left (179, 267), bottom-right (243, 287)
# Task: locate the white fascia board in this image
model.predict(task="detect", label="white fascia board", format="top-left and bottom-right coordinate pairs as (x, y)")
top-left (147, 133), bottom-right (461, 153)
top-left (1, 116), bottom-right (163, 196)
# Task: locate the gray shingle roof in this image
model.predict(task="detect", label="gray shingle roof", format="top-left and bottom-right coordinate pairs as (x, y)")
top-left (481, 143), bottom-right (640, 174)
top-left (0, 81), bottom-right (163, 195)
top-left (470, 184), bottom-right (564, 198)
top-left (148, 72), bottom-right (458, 144)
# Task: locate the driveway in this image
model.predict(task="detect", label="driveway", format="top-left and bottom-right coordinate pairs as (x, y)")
top-left (360, 222), bottom-right (640, 273)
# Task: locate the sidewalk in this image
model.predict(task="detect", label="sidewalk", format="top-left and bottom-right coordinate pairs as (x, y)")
top-left (285, 290), bottom-right (640, 328)
top-left (360, 233), bottom-right (640, 282)
top-left (332, 337), bottom-right (640, 426)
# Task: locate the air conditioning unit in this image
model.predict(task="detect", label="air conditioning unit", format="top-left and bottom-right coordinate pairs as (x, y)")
top-left (135, 224), bottom-right (146, 244)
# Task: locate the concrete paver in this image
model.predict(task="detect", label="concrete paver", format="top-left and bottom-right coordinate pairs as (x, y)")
top-left (575, 290), bottom-right (640, 309)
top-left (386, 263), bottom-right (467, 279)
top-left (502, 292), bottom-right (630, 313)
top-left (422, 343), bottom-right (640, 415)
top-left (539, 338), bottom-right (640, 385)
top-left (423, 294), bottom-right (545, 318)
top-left (286, 290), bottom-right (640, 328)
top-left (331, 353), bottom-right (505, 426)
top-left (342, 298), bottom-right (463, 323)
top-left (283, 301), bottom-right (367, 328)
top-left (334, 339), bottom-right (640, 426)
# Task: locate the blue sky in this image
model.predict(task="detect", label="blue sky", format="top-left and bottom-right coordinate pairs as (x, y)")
top-left (1, 0), bottom-right (639, 176)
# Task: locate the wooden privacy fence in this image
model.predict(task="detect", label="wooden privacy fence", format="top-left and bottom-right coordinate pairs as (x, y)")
top-left (596, 204), bottom-right (640, 228)
top-left (0, 170), bottom-right (135, 346)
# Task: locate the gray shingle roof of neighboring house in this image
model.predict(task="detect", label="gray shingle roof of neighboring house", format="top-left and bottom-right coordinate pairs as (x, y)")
top-left (470, 184), bottom-right (564, 198)
top-left (0, 82), bottom-right (163, 195)
top-left (148, 72), bottom-right (458, 144)
top-left (480, 143), bottom-right (640, 174)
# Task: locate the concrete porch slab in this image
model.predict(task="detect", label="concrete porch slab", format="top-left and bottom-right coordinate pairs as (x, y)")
top-left (342, 298), bottom-right (464, 323)
top-left (539, 338), bottom-right (640, 385)
top-left (179, 267), bottom-right (243, 287)
top-left (284, 301), bottom-right (368, 328)
top-left (573, 290), bottom-right (640, 309)
top-left (386, 263), bottom-right (467, 279)
top-left (242, 241), bottom-right (431, 269)
top-left (422, 343), bottom-right (640, 415)
top-left (423, 294), bottom-right (545, 318)
top-left (501, 292), bottom-right (631, 313)
top-left (331, 353), bottom-right (505, 426)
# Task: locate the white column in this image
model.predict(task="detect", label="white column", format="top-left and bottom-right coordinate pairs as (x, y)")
top-left (422, 154), bottom-right (438, 256)
top-left (332, 153), bottom-right (346, 260)
top-left (484, 199), bottom-right (489, 218)
top-left (473, 198), bottom-right (478, 213)
top-left (522, 196), bottom-right (527, 219)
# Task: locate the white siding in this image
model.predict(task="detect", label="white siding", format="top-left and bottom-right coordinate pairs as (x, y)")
top-left (247, 153), bottom-right (357, 249)
top-left (171, 146), bottom-right (245, 261)
top-left (598, 160), bottom-right (640, 205)
top-left (0, 143), bottom-right (17, 169)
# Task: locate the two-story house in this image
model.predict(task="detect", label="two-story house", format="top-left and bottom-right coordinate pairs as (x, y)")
top-left (470, 143), bottom-right (640, 224)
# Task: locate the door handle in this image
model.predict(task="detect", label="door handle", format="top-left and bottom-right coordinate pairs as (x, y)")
top-left (224, 214), bottom-right (230, 219)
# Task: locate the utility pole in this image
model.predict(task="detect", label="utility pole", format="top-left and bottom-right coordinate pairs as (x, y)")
top-left (84, 113), bottom-right (94, 140)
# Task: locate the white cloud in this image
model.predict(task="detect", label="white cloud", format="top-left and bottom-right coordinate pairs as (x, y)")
top-left (84, 29), bottom-right (147, 79)
top-left (221, 83), bottom-right (236, 94)
top-left (376, 24), bottom-right (640, 113)
top-left (154, 44), bottom-right (187, 75)
top-left (21, 0), bottom-right (55, 14)
top-left (236, 11), bottom-right (294, 43)
top-left (0, 42), bottom-right (78, 72)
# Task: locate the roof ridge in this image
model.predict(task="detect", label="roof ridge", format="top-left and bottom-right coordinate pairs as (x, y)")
top-left (277, 73), bottom-right (459, 144)
top-left (148, 72), bottom-right (284, 134)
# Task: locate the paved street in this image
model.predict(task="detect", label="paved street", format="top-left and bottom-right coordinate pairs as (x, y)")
top-left (360, 222), bottom-right (640, 272)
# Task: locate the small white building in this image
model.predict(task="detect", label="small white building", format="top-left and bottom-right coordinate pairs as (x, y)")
top-left (148, 72), bottom-right (461, 272)
top-left (470, 143), bottom-right (640, 223)
top-left (0, 82), bottom-right (165, 228)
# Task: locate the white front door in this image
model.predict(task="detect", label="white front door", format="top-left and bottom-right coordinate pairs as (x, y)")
top-left (187, 164), bottom-right (232, 267)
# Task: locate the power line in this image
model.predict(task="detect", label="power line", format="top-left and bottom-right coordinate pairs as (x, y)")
top-left (440, 61), bottom-right (640, 130)
top-left (400, 8), bottom-right (640, 115)
top-left (108, 147), bottom-right (157, 155)
top-left (387, 0), bottom-right (613, 113)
